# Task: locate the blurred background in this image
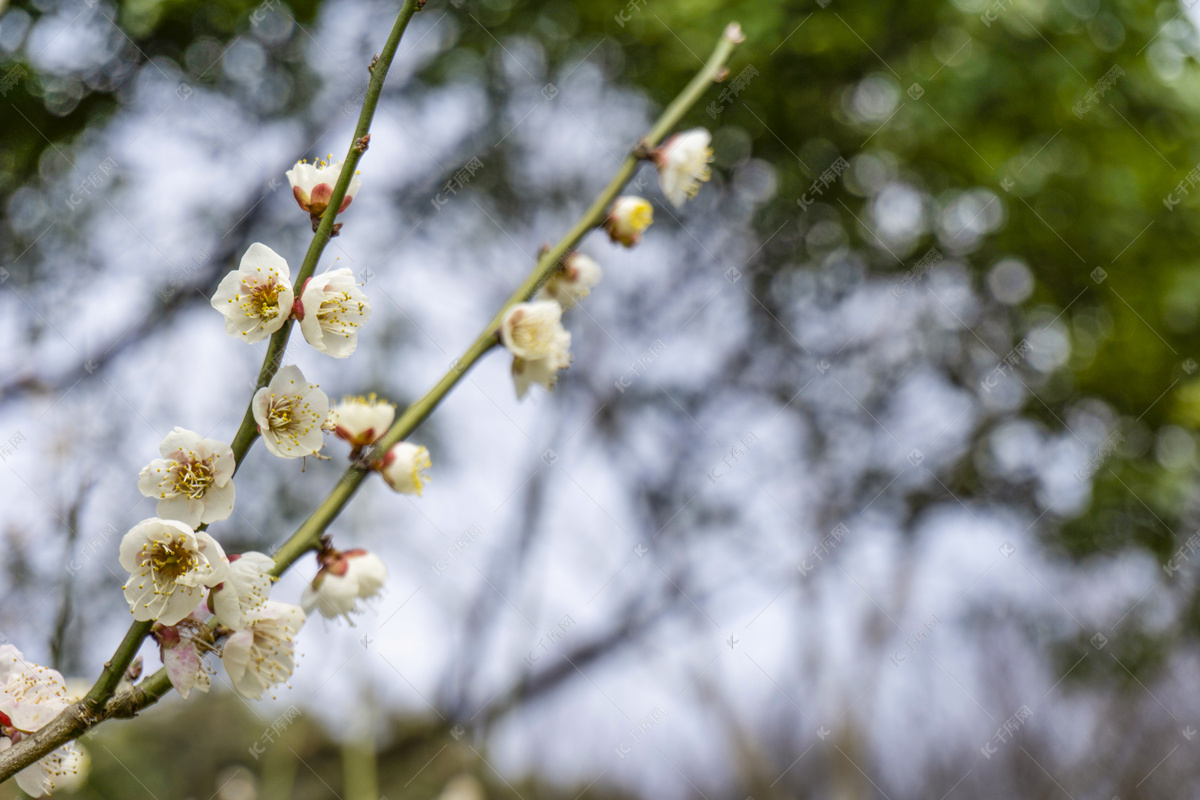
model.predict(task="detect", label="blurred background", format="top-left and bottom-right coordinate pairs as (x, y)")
top-left (2, 0), bottom-right (1200, 797)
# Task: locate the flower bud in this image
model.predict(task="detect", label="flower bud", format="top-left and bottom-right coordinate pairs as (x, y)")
top-left (603, 196), bottom-right (654, 247)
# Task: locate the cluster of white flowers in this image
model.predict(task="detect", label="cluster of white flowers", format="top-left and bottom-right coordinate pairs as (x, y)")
top-left (0, 647), bottom-right (89, 797)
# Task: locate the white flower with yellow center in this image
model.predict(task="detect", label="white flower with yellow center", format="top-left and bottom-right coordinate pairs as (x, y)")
top-left (285, 157), bottom-right (362, 219)
top-left (137, 427), bottom-right (236, 528)
top-left (119, 518), bottom-right (229, 625)
top-left (654, 128), bottom-right (713, 207)
top-left (500, 300), bottom-right (573, 398)
top-left (537, 253), bottom-right (602, 310)
top-left (0, 645), bottom-right (90, 797)
top-left (296, 268), bottom-right (371, 358)
top-left (301, 549), bottom-right (388, 621)
top-left (211, 552), bottom-right (276, 631)
top-left (330, 395), bottom-right (395, 448)
top-left (376, 441), bottom-right (432, 495)
top-left (252, 365), bottom-right (330, 459)
top-left (211, 243), bottom-right (294, 343)
top-left (603, 196), bottom-right (654, 247)
top-left (221, 601), bottom-right (306, 700)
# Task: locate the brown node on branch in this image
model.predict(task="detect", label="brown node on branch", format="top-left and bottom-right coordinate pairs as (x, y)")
top-left (368, 54), bottom-right (380, 72)
top-left (715, 67), bottom-right (730, 83)
top-left (632, 139), bottom-right (656, 160)
top-left (416, 0), bottom-right (427, 9)
top-left (355, 133), bottom-right (371, 153)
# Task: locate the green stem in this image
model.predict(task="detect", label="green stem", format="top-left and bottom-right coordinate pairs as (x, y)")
top-left (229, 0), bottom-right (424, 470)
top-left (81, 619), bottom-right (153, 713)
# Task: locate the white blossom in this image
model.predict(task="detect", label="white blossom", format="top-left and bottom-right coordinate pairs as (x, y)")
top-left (376, 441), bottom-right (432, 495)
top-left (0, 646), bottom-right (90, 797)
top-left (211, 552), bottom-right (276, 631)
top-left (297, 268), bottom-right (371, 357)
top-left (285, 157), bottom-right (362, 218)
top-left (252, 365), bottom-right (330, 459)
top-left (537, 253), bottom-right (602, 309)
top-left (137, 427), bottom-right (236, 528)
top-left (221, 601), bottom-right (305, 700)
top-left (499, 301), bottom-right (573, 398)
top-left (301, 549), bottom-right (388, 621)
top-left (603, 196), bottom-right (654, 247)
top-left (655, 128), bottom-right (713, 207)
top-left (210, 243), bottom-right (294, 343)
top-left (330, 395), bottom-right (396, 448)
top-left (119, 518), bottom-right (229, 625)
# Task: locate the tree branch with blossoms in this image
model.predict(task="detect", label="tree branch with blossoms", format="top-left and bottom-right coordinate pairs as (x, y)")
top-left (0, 12), bottom-right (744, 793)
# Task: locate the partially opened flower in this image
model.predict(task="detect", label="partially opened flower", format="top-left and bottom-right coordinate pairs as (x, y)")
top-left (211, 552), bottom-right (276, 631)
top-left (376, 441), bottom-right (432, 495)
top-left (211, 243), bottom-right (294, 343)
top-left (119, 518), bottom-right (229, 625)
top-left (301, 549), bottom-right (388, 621)
top-left (500, 301), bottom-right (573, 398)
top-left (537, 253), bottom-right (602, 309)
top-left (221, 601), bottom-right (306, 700)
top-left (330, 395), bottom-right (395, 448)
top-left (137, 427), bottom-right (236, 528)
top-left (153, 610), bottom-right (215, 700)
top-left (654, 128), bottom-right (713, 207)
top-left (252, 365), bottom-right (330, 459)
top-left (603, 196), bottom-right (654, 247)
top-left (286, 157), bottom-right (362, 220)
top-left (0, 645), bottom-right (91, 797)
top-left (296, 268), bottom-right (371, 357)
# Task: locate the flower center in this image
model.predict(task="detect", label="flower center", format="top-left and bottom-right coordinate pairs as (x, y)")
top-left (149, 540), bottom-right (198, 583)
top-left (244, 279), bottom-right (284, 320)
top-left (267, 397), bottom-right (298, 431)
top-left (171, 457), bottom-right (215, 499)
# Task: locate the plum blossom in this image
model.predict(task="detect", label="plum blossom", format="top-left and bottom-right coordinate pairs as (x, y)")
top-left (153, 610), bottom-right (215, 700)
top-left (286, 157), bottom-right (362, 221)
top-left (376, 441), bottom-right (432, 495)
top-left (537, 253), bottom-right (602, 309)
top-left (603, 196), bottom-right (654, 246)
top-left (137, 427), bottom-right (236, 528)
top-left (0, 645), bottom-right (90, 797)
top-left (252, 365), bottom-right (330, 459)
top-left (120, 518), bottom-right (229, 625)
top-left (296, 267), bottom-right (371, 357)
top-left (211, 552), bottom-right (276, 631)
top-left (499, 300), bottom-right (573, 398)
top-left (329, 395), bottom-right (395, 448)
top-left (221, 601), bottom-right (306, 700)
top-left (211, 243), bottom-right (294, 343)
top-left (301, 549), bottom-right (388, 621)
top-left (654, 128), bottom-right (713, 207)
